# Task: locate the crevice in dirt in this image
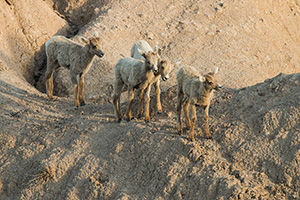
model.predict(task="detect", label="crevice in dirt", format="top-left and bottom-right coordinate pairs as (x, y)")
top-left (50, 0), bottom-right (110, 34)
top-left (32, 0), bottom-right (111, 94)
top-left (5, 0), bottom-right (12, 6)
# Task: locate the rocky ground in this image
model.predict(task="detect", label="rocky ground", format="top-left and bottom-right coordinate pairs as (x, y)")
top-left (0, 0), bottom-right (300, 199)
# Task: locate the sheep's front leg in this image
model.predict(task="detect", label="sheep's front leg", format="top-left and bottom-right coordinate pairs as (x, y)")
top-left (79, 73), bottom-right (85, 106)
top-left (137, 88), bottom-right (145, 118)
top-left (183, 99), bottom-right (191, 129)
top-left (144, 84), bottom-right (152, 122)
top-left (71, 73), bottom-right (80, 109)
top-left (176, 91), bottom-right (184, 135)
top-left (189, 103), bottom-right (197, 141)
top-left (204, 105), bottom-right (212, 139)
top-left (153, 80), bottom-right (162, 113)
top-left (126, 88), bottom-right (134, 121)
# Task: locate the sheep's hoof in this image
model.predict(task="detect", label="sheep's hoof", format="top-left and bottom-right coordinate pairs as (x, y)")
top-left (206, 136), bottom-right (212, 139)
top-left (80, 102), bottom-right (86, 106)
top-left (137, 115), bottom-right (142, 119)
top-left (177, 130), bottom-right (182, 135)
top-left (157, 111), bottom-right (162, 114)
top-left (117, 119), bottom-right (122, 123)
top-left (47, 96), bottom-right (55, 100)
top-left (189, 137), bottom-right (195, 141)
top-left (74, 107), bottom-right (79, 110)
top-left (126, 117), bottom-right (134, 122)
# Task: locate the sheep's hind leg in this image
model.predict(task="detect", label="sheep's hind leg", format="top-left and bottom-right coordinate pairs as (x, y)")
top-left (45, 69), bottom-right (54, 100)
top-left (183, 99), bottom-right (191, 129)
top-left (71, 73), bottom-right (80, 109)
top-left (79, 73), bottom-right (86, 106)
top-left (112, 92), bottom-right (122, 122)
top-left (176, 91), bottom-right (184, 135)
top-left (189, 103), bottom-right (197, 141)
top-left (112, 81), bottom-right (124, 122)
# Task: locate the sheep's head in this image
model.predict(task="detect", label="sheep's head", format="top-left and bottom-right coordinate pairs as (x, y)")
top-left (199, 67), bottom-right (222, 91)
top-left (158, 58), bottom-right (175, 81)
top-left (138, 48), bottom-right (159, 74)
top-left (80, 31), bottom-right (105, 58)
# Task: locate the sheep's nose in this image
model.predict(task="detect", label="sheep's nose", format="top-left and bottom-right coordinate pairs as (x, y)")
top-left (153, 69), bottom-right (158, 74)
top-left (162, 76), bottom-right (168, 81)
top-left (98, 51), bottom-right (104, 57)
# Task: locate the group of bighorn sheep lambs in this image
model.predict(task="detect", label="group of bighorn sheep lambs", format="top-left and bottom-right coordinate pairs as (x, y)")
top-left (45, 32), bottom-right (222, 141)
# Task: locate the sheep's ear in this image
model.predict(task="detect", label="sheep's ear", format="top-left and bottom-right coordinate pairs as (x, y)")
top-left (93, 31), bottom-right (99, 37)
top-left (199, 75), bottom-right (206, 82)
top-left (80, 36), bottom-right (90, 44)
top-left (214, 67), bottom-right (219, 74)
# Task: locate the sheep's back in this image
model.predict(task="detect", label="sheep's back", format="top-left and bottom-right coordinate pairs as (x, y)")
top-left (131, 40), bottom-right (153, 60)
top-left (177, 66), bottom-right (200, 86)
top-left (114, 57), bottom-right (145, 85)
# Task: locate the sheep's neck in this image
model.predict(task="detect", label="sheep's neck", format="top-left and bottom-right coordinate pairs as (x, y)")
top-left (202, 88), bottom-right (213, 101)
top-left (143, 63), bottom-right (154, 75)
top-left (82, 46), bottom-right (95, 61)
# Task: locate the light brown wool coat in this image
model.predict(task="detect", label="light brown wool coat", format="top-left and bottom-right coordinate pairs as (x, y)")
top-left (45, 32), bottom-right (104, 108)
top-left (130, 40), bottom-right (175, 113)
top-left (176, 65), bottom-right (221, 141)
top-left (112, 49), bottom-right (159, 122)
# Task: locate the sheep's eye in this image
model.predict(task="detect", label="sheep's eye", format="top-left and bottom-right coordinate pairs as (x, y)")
top-left (208, 81), bottom-right (213, 85)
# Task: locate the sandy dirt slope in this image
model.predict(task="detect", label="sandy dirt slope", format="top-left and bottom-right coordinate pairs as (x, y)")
top-left (0, 0), bottom-right (300, 199)
top-left (1, 71), bottom-right (300, 199)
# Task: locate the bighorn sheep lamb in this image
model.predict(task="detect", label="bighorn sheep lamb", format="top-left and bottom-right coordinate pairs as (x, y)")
top-left (176, 66), bottom-right (221, 141)
top-left (130, 40), bottom-right (175, 113)
top-left (45, 31), bottom-right (104, 109)
top-left (112, 48), bottom-right (159, 122)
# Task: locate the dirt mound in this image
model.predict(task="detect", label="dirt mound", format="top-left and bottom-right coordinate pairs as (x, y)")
top-left (1, 70), bottom-right (299, 199)
top-left (1, 0), bottom-right (300, 199)
top-left (0, 0), bottom-right (71, 85)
